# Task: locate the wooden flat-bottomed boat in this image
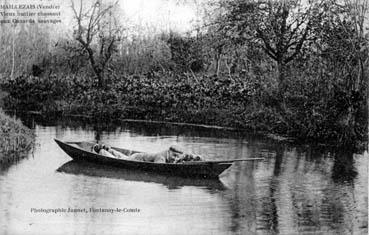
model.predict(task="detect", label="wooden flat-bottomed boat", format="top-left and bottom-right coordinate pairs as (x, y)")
top-left (55, 139), bottom-right (261, 179)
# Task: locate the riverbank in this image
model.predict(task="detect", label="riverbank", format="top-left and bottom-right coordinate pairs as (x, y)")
top-left (1, 73), bottom-right (367, 149)
top-left (0, 109), bottom-right (34, 168)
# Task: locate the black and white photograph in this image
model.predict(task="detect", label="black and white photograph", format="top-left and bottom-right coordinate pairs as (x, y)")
top-left (0, 0), bottom-right (368, 234)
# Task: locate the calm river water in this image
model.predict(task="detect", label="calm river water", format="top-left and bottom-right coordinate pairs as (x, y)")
top-left (0, 116), bottom-right (367, 235)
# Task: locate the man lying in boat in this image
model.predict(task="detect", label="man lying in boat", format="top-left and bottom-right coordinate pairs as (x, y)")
top-left (92, 144), bottom-right (203, 163)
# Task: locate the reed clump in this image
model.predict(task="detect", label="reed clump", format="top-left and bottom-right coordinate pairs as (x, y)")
top-left (0, 109), bottom-right (34, 166)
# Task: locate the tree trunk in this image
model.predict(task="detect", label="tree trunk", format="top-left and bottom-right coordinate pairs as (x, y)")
top-left (214, 46), bottom-right (223, 77)
top-left (86, 47), bottom-right (103, 88)
top-left (277, 60), bottom-right (287, 95)
top-left (277, 60), bottom-right (288, 112)
top-left (215, 54), bottom-right (221, 77)
top-left (11, 26), bottom-right (15, 79)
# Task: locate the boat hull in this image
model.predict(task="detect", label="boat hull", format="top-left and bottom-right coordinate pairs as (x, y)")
top-left (55, 139), bottom-right (232, 179)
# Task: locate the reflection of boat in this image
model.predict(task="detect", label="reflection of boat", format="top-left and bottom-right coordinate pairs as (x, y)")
top-left (57, 160), bottom-right (227, 190)
top-left (54, 139), bottom-right (233, 178)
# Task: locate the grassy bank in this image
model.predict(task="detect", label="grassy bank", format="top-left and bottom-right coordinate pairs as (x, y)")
top-left (0, 109), bottom-right (34, 167)
top-left (1, 73), bottom-right (367, 149)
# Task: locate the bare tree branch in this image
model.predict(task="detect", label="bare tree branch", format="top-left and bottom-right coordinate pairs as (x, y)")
top-left (70, 0), bottom-right (121, 87)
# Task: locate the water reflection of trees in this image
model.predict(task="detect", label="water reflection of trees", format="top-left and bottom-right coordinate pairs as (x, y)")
top-left (331, 151), bottom-right (358, 184)
top-left (254, 146), bottom-right (365, 234)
